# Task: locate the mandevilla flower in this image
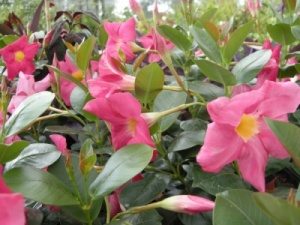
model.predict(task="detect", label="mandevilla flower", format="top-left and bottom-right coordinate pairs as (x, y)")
top-left (0, 165), bottom-right (25, 225)
top-left (197, 81), bottom-right (300, 192)
top-left (247, 0), bottom-right (260, 18)
top-left (158, 195), bottom-right (215, 214)
top-left (104, 18), bottom-right (137, 62)
top-left (83, 92), bottom-right (155, 151)
top-left (8, 72), bottom-right (50, 114)
top-left (0, 35), bottom-right (39, 81)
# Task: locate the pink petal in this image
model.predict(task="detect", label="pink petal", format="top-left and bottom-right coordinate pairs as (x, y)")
top-left (0, 193), bottom-right (25, 225)
top-left (35, 74), bottom-right (51, 92)
top-left (257, 81), bottom-right (300, 118)
top-left (0, 165), bottom-right (12, 194)
top-left (119, 18), bottom-right (136, 41)
top-left (196, 123), bottom-right (243, 172)
top-left (50, 134), bottom-right (67, 154)
top-left (237, 136), bottom-right (268, 192)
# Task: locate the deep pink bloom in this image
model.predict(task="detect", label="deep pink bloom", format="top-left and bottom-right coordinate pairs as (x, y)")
top-left (50, 55), bottom-right (91, 106)
top-left (138, 33), bottom-right (174, 63)
top-left (50, 134), bottom-right (70, 155)
top-left (197, 81), bottom-right (300, 192)
top-left (0, 35), bottom-right (39, 81)
top-left (7, 72), bottom-right (50, 114)
top-left (159, 195), bottom-right (215, 214)
top-left (83, 92), bottom-right (155, 151)
top-left (0, 165), bottom-right (25, 225)
top-left (104, 18), bottom-right (137, 62)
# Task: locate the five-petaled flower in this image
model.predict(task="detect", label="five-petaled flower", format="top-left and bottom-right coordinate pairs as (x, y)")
top-left (83, 92), bottom-right (155, 151)
top-left (197, 81), bottom-right (300, 192)
top-left (0, 35), bottom-right (39, 81)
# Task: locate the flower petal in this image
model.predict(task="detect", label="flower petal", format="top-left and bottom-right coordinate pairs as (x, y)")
top-left (196, 122), bottom-right (243, 172)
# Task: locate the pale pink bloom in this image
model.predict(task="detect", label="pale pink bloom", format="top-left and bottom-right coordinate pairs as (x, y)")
top-left (129, 0), bottom-right (143, 15)
top-left (50, 54), bottom-right (91, 106)
top-left (104, 18), bottom-right (137, 62)
top-left (247, 0), bottom-right (260, 17)
top-left (138, 32), bottom-right (174, 63)
top-left (159, 195), bottom-right (215, 214)
top-left (0, 165), bottom-right (25, 225)
top-left (7, 72), bottom-right (50, 114)
top-left (233, 39), bottom-right (281, 96)
top-left (197, 81), bottom-right (300, 192)
top-left (50, 134), bottom-right (70, 155)
top-left (0, 35), bottom-right (39, 81)
top-left (83, 92), bottom-right (155, 151)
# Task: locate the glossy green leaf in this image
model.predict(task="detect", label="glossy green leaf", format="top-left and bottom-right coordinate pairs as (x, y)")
top-left (267, 23), bottom-right (296, 45)
top-left (187, 81), bottom-right (225, 101)
top-left (214, 189), bottom-right (275, 225)
top-left (194, 59), bottom-right (236, 86)
top-left (157, 25), bottom-right (192, 51)
top-left (192, 166), bottom-right (249, 195)
top-left (76, 35), bottom-right (96, 71)
top-left (291, 25), bottom-right (300, 40)
top-left (120, 173), bottom-right (172, 208)
top-left (44, 125), bottom-right (82, 135)
top-left (265, 119), bottom-right (300, 167)
top-left (180, 118), bottom-right (207, 131)
top-left (199, 8), bottom-right (217, 24)
top-left (223, 20), bottom-right (254, 63)
top-left (189, 26), bottom-right (222, 63)
top-left (168, 130), bottom-right (205, 151)
top-left (135, 63), bottom-right (164, 104)
top-left (0, 141), bottom-right (29, 164)
top-left (232, 50), bottom-right (272, 85)
top-left (3, 167), bottom-right (79, 206)
top-left (4, 91), bottom-right (55, 138)
top-left (153, 88), bottom-right (187, 132)
top-left (89, 144), bottom-right (153, 200)
top-left (253, 192), bottom-right (300, 225)
top-left (5, 143), bottom-right (61, 170)
top-left (202, 20), bottom-right (220, 42)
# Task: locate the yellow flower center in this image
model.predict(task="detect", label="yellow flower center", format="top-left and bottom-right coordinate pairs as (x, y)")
top-left (127, 118), bottom-right (137, 135)
top-left (235, 114), bottom-right (259, 142)
top-left (72, 70), bottom-right (83, 81)
top-left (14, 51), bottom-right (25, 62)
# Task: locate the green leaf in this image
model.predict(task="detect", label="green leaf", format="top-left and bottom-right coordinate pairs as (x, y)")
top-left (157, 25), bottom-right (192, 51)
top-left (232, 50), bottom-right (272, 85)
top-left (194, 59), bottom-right (236, 86)
top-left (4, 91), bottom-right (55, 138)
top-left (168, 130), bottom-right (205, 151)
top-left (265, 119), bottom-right (300, 167)
top-left (187, 81), bottom-right (225, 101)
top-left (189, 26), bottom-right (222, 63)
top-left (267, 23), bottom-right (296, 45)
top-left (291, 25), bottom-right (300, 40)
top-left (44, 125), bottom-right (82, 135)
top-left (5, 143), bottom-right (61, 170)
top-left (79, 139), bottom-right (96, 175)
top-left (135, 63), bottom-right (164, 104)
top-left (0, 141), bottom-right (29, 164)
top-left (253, 192), bottom-right (300, 225)
top-left (223, 20), bottom-right (254, 63)
top-left (192, 166), bottom-right (249, 195)
top-left (199, 8), bottom-right (217, 24)
top-left (89, 144), bottom-right (153, 200)
top-left (214, 189), bottom-right (275, 225)
top-left (3, 167), bottom-right (79, 206)
top-left (153, 89), bottom-right (187, 132)
top-left (76, 35), bottom-right (96, 71)
top-left (120, 173), bottom-right (172, 208)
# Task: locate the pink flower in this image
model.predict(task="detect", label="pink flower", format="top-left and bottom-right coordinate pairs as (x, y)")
top-left (50, 134), bottom-right (70, 155)
top-left (138, 32), bottom-right (174, 63)
top-left (129, 0), bottom-right (143, 15)
top-left (7, 72), bottom-right (50, 114)
top-left (83, 92), bottom-right (155, 151)
top-left (104, 18), bottom-right (137, 62)
top-left (159, 195), bottom-right (215, 214)
top-left (247, 0), bottom-right (260, 17)
top-left (0, 35), bottom-right (39, 81)
top-left (50, 54), bottom-right (91, 106)
top-left (0, 165), bottom-right (25, 225)
top-left (197, 81), bottom-right (300, 192)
